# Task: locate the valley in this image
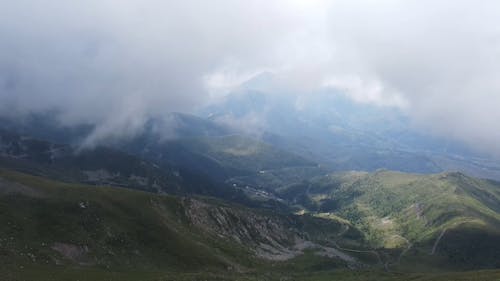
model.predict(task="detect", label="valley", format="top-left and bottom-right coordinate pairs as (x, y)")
top-left (3, 2), bottom-right (500, 280)
top-left (1, 124), bottom-right (500, 280)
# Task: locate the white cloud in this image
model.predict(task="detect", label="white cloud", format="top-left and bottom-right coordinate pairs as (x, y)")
top-left (1, 0), bottom-right (500, 152)
top-left (323, 75), bottom-right (408, 108)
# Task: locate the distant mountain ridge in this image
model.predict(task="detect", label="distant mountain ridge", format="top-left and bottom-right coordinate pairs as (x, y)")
top-left (0, 129), bottom-right (250, 201)
top-left (3, 100), bottom-right (500, 181)
top-left (1, 106), bottom-right (500, 279)
top-left (199, 74), bottom-right (500, 180)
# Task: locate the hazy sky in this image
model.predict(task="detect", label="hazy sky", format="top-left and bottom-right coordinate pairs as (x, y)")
top-left (1, 1), bottom-right (500, 151)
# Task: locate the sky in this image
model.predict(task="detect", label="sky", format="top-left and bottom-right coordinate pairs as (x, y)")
top-left (1, 0), bottom-right (500, 151)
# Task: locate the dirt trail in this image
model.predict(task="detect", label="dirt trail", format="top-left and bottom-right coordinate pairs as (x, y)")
top-left (332, 241), bottom-right (384, 268)
top-left (396, 236), bottom-right (412, 264)
top-left (431, 229), bottom-right (447, 255)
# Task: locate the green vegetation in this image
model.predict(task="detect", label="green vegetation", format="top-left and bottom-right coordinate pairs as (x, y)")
top-left (164, 135), bottom-right (316, 175)
top-left (0, 169), bottom-right (257, 272)
top-left (1, 128), bottom-right (500, 279)
top-left (3, 265), bottom-right (500, 281)
top-left (1, 169), bottom-right (500, 280)
top-left (0, 169), bottom-right (355, 280)
top-left (275, 170), bottom-right (500, 270)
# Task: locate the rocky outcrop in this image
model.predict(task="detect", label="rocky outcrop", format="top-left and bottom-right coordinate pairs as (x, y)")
top-left (183, 198), bottom-right (357, 263)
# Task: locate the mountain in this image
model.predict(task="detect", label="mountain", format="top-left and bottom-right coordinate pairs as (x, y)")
top-left (2, 169), bottom-right (500, 281)
top-left (200, 76), bottom-right (500, 180)
top-left (120, 134), bottom-right (316, 180)
top-left (1, 84), bottom-right (500, 279)
top-left (268, 170), bottom-right (500, 270)
top-left (0, 129), bottom-right (247, 201)
top-left (0, 112), bottom-right (231, 146)
top-left (5, 102), bottom-right (500, 182)
top-left (0, 112), bottom-right (93, 146)
top-left (0, 112), bottom-right (315, 182)
top-left (0, 169), bottom-right (366, 280)
top-left (1, 120), bottom-right (500, 279)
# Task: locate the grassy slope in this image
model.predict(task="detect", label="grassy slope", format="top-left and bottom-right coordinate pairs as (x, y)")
top-left (0, 169), bottom-right (359, 279)
top-left (287, 170), bottom-right (500, 270)
top-left (5, 267), bottom-right (500, 281)
top-left (0, 130), bottom-right (258, 205)
top-left (1, 169), bottom-right (500, 280)
top-left (165, 135), bottom-right (316, 175)
top-left (0, 169), bottom-right (254, 273)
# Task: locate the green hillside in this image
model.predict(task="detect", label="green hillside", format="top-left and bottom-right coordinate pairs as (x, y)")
top-left (276, 170), bottom-right (500, 270)
top-left (120, 133), bottom-right (316, 181)
top-left (0, 130), bottom-right (250, 201)
top-left (1, 131), bottom-right (500, 279)
top-left (0, 169), bottom-right (372, 280)
top-left (2, 169), bottom-right (500, 280)
top-left (180, 135), bottom-right (316, 173)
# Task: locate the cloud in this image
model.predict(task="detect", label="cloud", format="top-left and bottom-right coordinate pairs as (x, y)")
top-left (1, 0), bottom-right (500, 152)
top-left (0, 0), bottom-right (309, 138)
top-left (321, 0), bottom-right (500, 152)
top-left (322, 75), bottom-right (408, 108)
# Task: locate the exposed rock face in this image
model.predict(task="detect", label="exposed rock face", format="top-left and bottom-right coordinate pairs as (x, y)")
top-left (183, 198), bottom-right (356, 263)
top-left (184, 198), bottom-right (296, 244)
top-left (51, 242), bottom-right (93, 265)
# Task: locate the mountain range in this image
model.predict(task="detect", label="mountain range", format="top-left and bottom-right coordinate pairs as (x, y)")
top-left (1, 78), bottom-right (500, 280)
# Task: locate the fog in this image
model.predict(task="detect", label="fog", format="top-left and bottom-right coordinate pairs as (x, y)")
top-left (1, 0), bottom-right (500, 151)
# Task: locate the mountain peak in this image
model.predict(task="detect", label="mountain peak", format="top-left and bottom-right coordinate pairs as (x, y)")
top-left (239, 71), bottom-right (279, 92)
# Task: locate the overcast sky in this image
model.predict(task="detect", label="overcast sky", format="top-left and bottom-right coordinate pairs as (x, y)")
top-left (1, 0), bottom-right (500, 151)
